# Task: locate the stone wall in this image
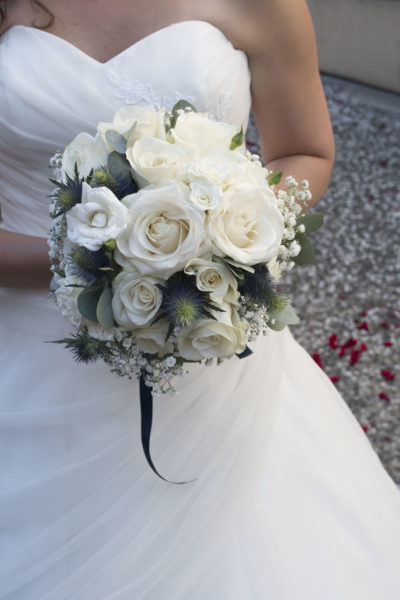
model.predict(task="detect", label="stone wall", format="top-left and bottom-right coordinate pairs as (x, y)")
top-left (307, 0), bottom-right (400, 92)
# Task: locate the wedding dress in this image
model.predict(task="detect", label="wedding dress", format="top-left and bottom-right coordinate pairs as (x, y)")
top-left (1, 20), bottom-right (400, 600)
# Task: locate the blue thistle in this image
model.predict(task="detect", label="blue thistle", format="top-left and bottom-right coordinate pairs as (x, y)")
top-left (238, 264), bottom-right (288, 311)
top-left (157, 272), bottom-right (224, 335)
top-left (90, 164), bottom-right (138, 199)
top-left (69, 245), bottom-right (120, 285)
top-left (52, 331), bottom-right (110, 363)
top-left (50, 163), bottom-right (90, 218)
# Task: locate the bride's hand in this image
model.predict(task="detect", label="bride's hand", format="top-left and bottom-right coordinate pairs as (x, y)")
top-left (0, 229), bottom-right (52, 288)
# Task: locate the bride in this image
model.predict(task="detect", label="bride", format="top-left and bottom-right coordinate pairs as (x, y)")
top-left (1, 1), bottom-right (400, 598)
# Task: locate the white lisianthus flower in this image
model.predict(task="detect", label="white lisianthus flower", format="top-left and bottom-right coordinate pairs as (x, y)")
top-left (184, 257), bottom-right (238, 304)
top-left (62, 133), bottom-right (109, 180)
top-left (66, 183), bottom-right (128, 251)
top-left (97, 105), bottom-right (166, 144)
top-left (188, 179), bottom-right (222, 211)
top-left (115, 182), bottom-right (206, 277)
top-left (126, 137), bottom-right (193, 187)
top-left (134, 319), bottom-right (174, 356)
top-left (54, 276), bottom-right (83, 327)
top-left (207, 183), bottom-right (284, 265)
top-left (172, 111), bottom-right (238, 157)
top-left (112, 270), bottom-right (163, 328)
top-left (177, 302), bottom-right (247, 361)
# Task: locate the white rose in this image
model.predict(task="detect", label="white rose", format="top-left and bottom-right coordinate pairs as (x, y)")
top-left (126, 137), bottom-right (193, 187)
top-left (185, 148), bottom-right (269, 191)
top-left (97, 105), bottom-right (166, 144)
top-left (66, 182), bottom-right (128, 251)
top-left (177, 303), bottom-right (247, 361)
top-left (134, 319), bottom-right (174, 356)
top-left (172, 111), bottom-right (237, 157)
top-left (112, 270), bottom-right (163, 328)
top-left (184, 257), bottom-right (239, 304)
top-left (188, 179), bottom-right (222, 211)
top-left (207, 183), bottom-right (284, 265)
top-left (55, 276), bottom-right (83, 327)
top-left (115, 182), bottom-right (206, 276)
top-left (62, 133), bottom-right (109, 180)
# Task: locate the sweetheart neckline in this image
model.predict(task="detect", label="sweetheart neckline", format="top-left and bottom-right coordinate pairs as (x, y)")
top-left (6, 20), bottom-right (231, 66)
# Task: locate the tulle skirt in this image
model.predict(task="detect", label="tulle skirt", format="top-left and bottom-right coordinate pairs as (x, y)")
top-left (1, 287), bottom-right (400, 599)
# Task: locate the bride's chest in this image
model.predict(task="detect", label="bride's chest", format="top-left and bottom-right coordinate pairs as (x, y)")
top-left (0, 21), bottom-right (250, 149)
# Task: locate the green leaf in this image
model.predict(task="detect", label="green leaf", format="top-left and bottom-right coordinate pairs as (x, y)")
top-left (268, 171), bottom-right (283, 186)
top-left (268, 320), bottom-right (287, 332)
top-left (170, 99), bottom-right (197, 128)
top-left (296, 213), bottom-right (324, 234)
top-left (96, 287), bottom-right (114, 329)
top-left (293, 233), bottom-right (316, 266)
top-left (107, 151), bottom-right (132, 180)
top-left (105, 130), bottom-right (127, 154)
top-left (77, 286), bottom-right (102, 322)
top-left (229, 126), bottom-right (244, 150)
top-left (103, 239), bottom-right (116, 251)
top-left (270, 302), bottom-right (300, 325)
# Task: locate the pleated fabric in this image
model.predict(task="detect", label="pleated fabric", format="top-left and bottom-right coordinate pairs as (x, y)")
top-left (1, 20), bottom-right (400, 599)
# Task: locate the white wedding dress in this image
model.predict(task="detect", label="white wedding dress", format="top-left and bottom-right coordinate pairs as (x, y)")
top-left (1, 20), bottom-right (400, 600)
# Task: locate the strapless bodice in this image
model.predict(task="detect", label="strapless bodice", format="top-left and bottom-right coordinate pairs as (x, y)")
top-left (0, 20), bottom-right (251, 236)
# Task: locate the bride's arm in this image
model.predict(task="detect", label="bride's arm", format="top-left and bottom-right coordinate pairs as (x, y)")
top-left (0, 229), bottom-right (51, 288)
top-left (244, 0), bottom-right (335, 207)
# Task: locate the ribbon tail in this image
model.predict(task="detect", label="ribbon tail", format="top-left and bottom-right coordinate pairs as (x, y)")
top-left (139, 374), bottom-right (196, 485)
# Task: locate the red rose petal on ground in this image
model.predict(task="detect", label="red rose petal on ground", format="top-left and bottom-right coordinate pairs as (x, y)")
top-left (362, 425), bottom-right (368, 432)
top-left (349, 350), bottom-right (360, 366)
top-left (339, 294), bottom-right (346, 300)
top-left (383, 341), bottom-right (393, 347)
top-left (330, 375), bottom-right (339, 383)
top-left (357, 321), bottom-right (369, 331)
top-left (359, 343), bottom-right (367, 352)
top-left (384, 436), bottom-right (391, 442)
top-left (329, 334), bottom-right (339, 349)
top-left (361, 310), bottom-right (369, 317)
top-left (312, 352), bottom-right (324, 369)
top-left (379, 160), bottom-right (387, 167)
top-left (381, 322), bottom-right (389, 328)
top-left (381, 370), bottom-right (396, 381)
top-left (379, 392), bottom-right (390, 401)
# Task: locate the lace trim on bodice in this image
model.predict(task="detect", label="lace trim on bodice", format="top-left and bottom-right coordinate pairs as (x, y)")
top-left (107, 69), bottom-right (233, 121)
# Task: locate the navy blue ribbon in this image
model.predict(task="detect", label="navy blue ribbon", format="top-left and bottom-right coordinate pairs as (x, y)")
top-left (139, 374), bottom-right (196, 484)
top-left (139, 346), bottom-right (252, 483)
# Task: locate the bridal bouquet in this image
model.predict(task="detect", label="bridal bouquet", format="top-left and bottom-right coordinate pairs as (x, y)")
top-left (48, 100), bottom-right (322, 478)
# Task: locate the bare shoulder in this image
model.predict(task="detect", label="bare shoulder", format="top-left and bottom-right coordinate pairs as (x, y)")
top-left (209, 0), bottom-right (316, 64)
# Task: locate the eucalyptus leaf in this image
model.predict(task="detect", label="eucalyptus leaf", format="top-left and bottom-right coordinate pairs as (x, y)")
top-left (170, 99), bottom-right (197, 128)
top-left (105, 130), bottom-right (127, 154)
top-left (77, 286), bottom-right (102, 322)
top-left (96, 287), bottom-right (114, 329)
top-left (268, 171), bottom-right (283, 186)
top-left (268, 320), bottom-right (287, 332)
top-left (108, 151), bottom-right (132, 180)
top-left (229, 126), bottom-right (244, 150)
top-left (293, 232), bottom-right (316, 266)
top-left (296, 213), bottom-right (324, 234)
top-left (270, 302), bottom-right (300, 325)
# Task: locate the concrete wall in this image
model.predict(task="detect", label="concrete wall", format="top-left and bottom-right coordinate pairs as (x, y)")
top-left (307, 0), bottom-right (400, 92)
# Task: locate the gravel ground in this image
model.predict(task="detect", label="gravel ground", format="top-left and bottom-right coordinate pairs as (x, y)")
top-left (246, 75), bottom-right (400, 484)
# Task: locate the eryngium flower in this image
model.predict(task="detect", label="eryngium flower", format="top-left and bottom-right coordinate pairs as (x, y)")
top-left (157, 272), bottom-right (223, 334)
top-left (52, 332), bottom-right (110, 363)
top-left (69, 245), bottom-right (118, 285)
top-left (238, 264), bottom-right (287, 312)
top-left (50, 163), bottom-right (85, 218)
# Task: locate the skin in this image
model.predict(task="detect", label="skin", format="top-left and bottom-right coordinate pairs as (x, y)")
top-left (0, 0), bottom-right (335, 288)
